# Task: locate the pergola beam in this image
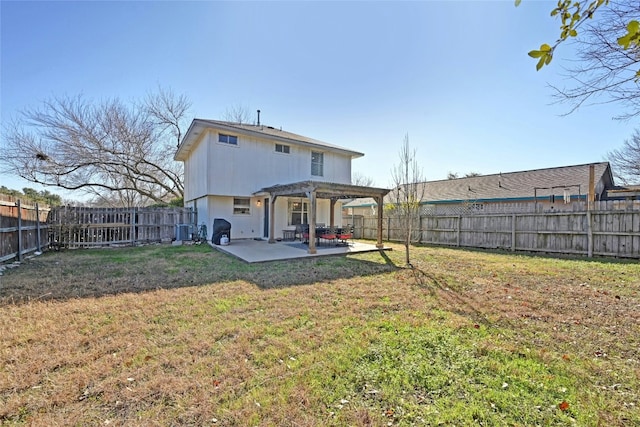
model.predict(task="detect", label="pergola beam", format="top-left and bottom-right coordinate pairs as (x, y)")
top-left (258, 180), bottom-right (390, 200)
top-left (255, 180), bottom-right (390, 253)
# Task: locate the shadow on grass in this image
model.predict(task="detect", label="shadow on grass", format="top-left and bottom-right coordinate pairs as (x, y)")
top-left (0, 244), bottom-right (399, 305)
top-left (413, 242), bottom-right (639, 265)
top-left (378, 249), bottom-right (398, 268)
top-left (409, 266), bottom-right (505, 328)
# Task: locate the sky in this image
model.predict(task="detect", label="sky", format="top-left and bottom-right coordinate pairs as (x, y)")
top-left (1, 0), bottom-right (636, 196)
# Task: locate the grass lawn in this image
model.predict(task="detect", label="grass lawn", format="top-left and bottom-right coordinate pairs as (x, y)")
top-left (1, 242), bottom-right (639, 426)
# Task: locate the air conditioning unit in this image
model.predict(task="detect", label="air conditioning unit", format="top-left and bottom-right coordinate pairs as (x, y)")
top-left (175, 224), bottom-right (193, 241)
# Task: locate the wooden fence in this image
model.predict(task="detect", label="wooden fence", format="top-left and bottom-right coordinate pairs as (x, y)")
top-left (0, 196), bottom-right (50, 263)
top-left (348, 200), bottom-right (640, 259)
top-left (48, 206), bottom-right (197, 248)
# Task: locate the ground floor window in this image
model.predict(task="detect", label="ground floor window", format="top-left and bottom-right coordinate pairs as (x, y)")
top-left (233, 198), bottom-right (250, 215)
top-left (288, 200), bottom-right (308, 225)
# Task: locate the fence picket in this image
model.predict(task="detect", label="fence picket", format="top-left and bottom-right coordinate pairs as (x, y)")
top-left (0, 196), bottom-right (51, 262)
top-left (345, 201), bottom-right (640, 258)
top-left (46, 206), bottom-right (196, 249)
top-left (1, 203), bottom-right (197, 262)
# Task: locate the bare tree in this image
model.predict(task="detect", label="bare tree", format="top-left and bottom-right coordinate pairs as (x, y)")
top-left (447, 171), bottom-right (481, 179)
top-left (145, 87), bottom-right (191, 148)
top-left (548, 2), bottom-right (640, 119)
top-left (608, 129), bottom-right (640, 185)
top-left (389, 134), bottom-right (425, 268)
top-left (223, 104), bottom-right (253, 124)
top-left (1, 88), bottom-right (190, 207)
top-left (352, 172), bottom-right (375, 187)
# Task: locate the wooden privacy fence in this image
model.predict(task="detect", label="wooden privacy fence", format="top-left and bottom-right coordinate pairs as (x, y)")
top-left (48, 206), bottom-right (197, 248)
top-left (0, 196), bottom-right (49, 263)
top-left (351, 201), bottom-right (640, 259)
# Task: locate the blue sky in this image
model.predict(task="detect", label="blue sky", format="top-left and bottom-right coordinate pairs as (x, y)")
top-left (1, 0), bottom-right (635, 195)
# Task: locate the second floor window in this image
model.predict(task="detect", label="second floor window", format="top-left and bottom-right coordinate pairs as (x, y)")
top-left (311, 151), bottom-right (323, 176)
top-left (219, 133), bottom-right (238, 145)
top-left (275, 143), bottom-right (290, 154)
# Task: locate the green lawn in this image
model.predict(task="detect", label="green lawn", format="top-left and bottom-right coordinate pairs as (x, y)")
top-left (1, 243), bottom-right (638, 426)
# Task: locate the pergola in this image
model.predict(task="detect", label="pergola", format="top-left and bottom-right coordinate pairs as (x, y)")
top-left (255, 181), bottom-right (390, 254)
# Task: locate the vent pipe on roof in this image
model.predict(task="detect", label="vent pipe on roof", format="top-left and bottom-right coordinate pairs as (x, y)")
top-left (257, 110), bottom-right (261, 126)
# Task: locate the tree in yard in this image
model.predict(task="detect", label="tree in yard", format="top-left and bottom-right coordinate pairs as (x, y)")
top-left (0, 186), bottom-right (21, 198)
top-left (352, 172), bottom-right (375, 187)
top-left (223, 104), bottom-right (254, 124)
top-left (447, 171), bottom-right (481, 179)
top-left (21, 188), bottom-right (63, 206)
top-left (0, 87), bottom-right (190, 207)
top-left (608, 129), bottom-right (640, 185)
top-left (0, 186), bottom-right (62, 206)
top-left (389, 134), bottom-right (425, 268)
top-left (520, 1), bottom-right (640, 119)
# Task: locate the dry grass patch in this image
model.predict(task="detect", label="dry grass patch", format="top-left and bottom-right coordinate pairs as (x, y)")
top-left (1, 243), bottom-right (638, 425)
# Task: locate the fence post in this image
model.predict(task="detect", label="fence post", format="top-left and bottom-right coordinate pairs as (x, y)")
top-left (130, 207), bottom-right (136, 246)
top-left (387, 217), bottom-right (391, 241)
top-left (66, 205), bottom-right (71, 248)
top-left (456, 215), bottom-right (461, 247)
top-left (36, 203), bottom-right (41, 253)
top-left (16, 199), bottom-right (23, 262)
top-left (511, 213), bottom-right (516, 251)
top-left (193, 207), bottom-right (198, 232)
top-left (587, 210), bottom-right (593, 258)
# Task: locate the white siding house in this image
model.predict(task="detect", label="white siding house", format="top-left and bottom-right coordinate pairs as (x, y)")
top-left (174, 119), bottom-right (365, 241)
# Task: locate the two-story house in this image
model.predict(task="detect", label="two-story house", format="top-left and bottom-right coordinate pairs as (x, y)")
top-left (174, 119), bottom-right (388, 251)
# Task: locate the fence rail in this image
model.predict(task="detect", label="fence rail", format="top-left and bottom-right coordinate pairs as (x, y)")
top-left (346, 200), bottom-right (640, 259)
top-left (0, 197), bottom-right (49, 263)
top-left (48, 206), bottom-right (197, 248)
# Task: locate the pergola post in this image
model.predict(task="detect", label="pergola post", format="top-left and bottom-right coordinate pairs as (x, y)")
top-left (307, 191), bottom-right (317, 254)
top-left (376, 195), bottom-right (384, 249)
top-left (329, 198), bottom-right (336, 229)
top-left (268, 195), bottom-right (277, 243)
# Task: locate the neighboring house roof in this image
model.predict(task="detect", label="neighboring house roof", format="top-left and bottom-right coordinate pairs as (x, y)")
top-left (342, 197), bottom-right (377, 208)
top-left (175, 119), bottom-right (365, 161)
top-left (346, 162), bottom-right (614, 207)
top-left (414, 162), bottom-right (613, 204)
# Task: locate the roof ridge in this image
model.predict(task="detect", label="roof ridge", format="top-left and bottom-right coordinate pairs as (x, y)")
top-left (424, 161), bottom-right (609, 184)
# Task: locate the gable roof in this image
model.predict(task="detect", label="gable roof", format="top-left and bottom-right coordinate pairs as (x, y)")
top-left (414, 162), bottom-right (613, 203)
top-left (342, 197), bottom-right (377, 208)
top-left (175, 119), bottom-right (364, 161)
top-left (346, 163), bottom-right (614, 207)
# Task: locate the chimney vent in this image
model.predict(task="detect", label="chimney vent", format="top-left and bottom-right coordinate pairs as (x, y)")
top-left (257, 109), bottom-right (261, 126)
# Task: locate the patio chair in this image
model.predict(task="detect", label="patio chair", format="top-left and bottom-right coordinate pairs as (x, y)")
top-left (297, 224), bottom-right (310, 243)
top-left (337, 225), bottom-right (354, 245)
top-left (318, 228), bottom-right (337, 246)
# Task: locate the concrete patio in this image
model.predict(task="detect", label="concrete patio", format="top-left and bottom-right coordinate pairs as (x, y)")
top-left (209, 238), bottom-right (391, 263)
